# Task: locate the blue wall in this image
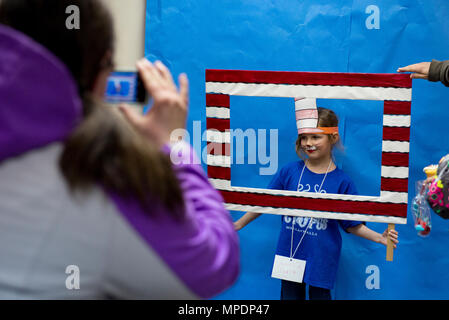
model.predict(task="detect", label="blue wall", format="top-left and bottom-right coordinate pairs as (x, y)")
top-left (145, 0), bottom-right (449, 299)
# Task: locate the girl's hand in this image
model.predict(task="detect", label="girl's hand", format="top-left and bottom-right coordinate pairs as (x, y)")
top-left (380, 228), bottom-right (399, 248)
top-left (119, 59), bottom-right (189, 146)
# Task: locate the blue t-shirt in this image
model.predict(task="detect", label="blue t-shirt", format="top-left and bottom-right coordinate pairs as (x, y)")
top-left (268, 160), bottom-right (362, 290)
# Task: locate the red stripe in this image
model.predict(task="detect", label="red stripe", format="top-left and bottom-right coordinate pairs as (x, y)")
top-left (207, 142), bottom-right (231, 156)
top-left (382, 127), bottom-right (410, 142)
top-left (382, 152), bottom-right (409, 167)
top-left (206, 118), bottom-right (230, 132)
top-left (219, 190), bottom-right (407, 217)
top-left (206, 94), bottom-right (230, 107)
top-left (207, 166), bottom-right (231, 180)
top-left (381, 178), bottom-right (409, 193)
top-left (206, 70), bottom-right (412, 88)
top-left (384, 101), bottom-right (411, 115)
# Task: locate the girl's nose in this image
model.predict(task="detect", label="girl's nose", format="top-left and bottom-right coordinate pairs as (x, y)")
top-left (304, 137), bottom-right (312, 146)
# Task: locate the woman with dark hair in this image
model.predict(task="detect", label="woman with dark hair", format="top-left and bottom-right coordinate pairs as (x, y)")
top-left (0, 0), bottom-right (239, 299)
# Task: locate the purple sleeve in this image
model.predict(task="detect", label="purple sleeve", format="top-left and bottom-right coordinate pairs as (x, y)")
top-left (109, 141), bottom-right (240, 298)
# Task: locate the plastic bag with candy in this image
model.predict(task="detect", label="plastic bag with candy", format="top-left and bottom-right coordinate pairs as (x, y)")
top-left (426, 154), bottom-right (449, 219)
top-left (411, 179), bottom-right (432, 237)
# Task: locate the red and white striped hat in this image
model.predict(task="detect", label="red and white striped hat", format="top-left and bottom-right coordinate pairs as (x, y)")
top-left (295, 97), bottom-right (338, 135)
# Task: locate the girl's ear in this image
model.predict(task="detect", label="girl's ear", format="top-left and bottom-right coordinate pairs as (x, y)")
top-left (330, 133), bottom-right (340, 145)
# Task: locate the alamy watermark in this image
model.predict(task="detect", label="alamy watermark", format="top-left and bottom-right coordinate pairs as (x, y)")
top-left (169, 121), bottom-right (279, 176)
top-left (365, 264), bottom-right (380, 290)
top-left (65, 265), bottom-right (80, 290)
top-left (66, 5), bottom-right (80, 30)
top-left (365, 5), bottom-right (380, 30)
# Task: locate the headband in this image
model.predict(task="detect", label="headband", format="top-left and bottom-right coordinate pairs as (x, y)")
top-left (295, 97), bottom-right (339, 135)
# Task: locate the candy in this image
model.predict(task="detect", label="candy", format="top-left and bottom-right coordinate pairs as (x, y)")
top-left (426, 154), bottom-right (449, 219)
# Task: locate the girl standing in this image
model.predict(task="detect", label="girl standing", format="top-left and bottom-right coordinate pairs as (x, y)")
top-left (234, 99), bottom-right (398, 300)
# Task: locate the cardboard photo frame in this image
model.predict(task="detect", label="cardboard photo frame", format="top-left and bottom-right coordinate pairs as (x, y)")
top-left (205, 69), bottom-right (412, 224)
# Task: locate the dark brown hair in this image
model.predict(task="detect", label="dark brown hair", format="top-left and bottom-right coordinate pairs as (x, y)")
top-left (0, 0), bottom-right (185, 218)
top-left (295, 107), bottom-right (341, 159)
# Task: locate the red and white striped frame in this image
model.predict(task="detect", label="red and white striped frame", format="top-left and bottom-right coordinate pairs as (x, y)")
top-left (205, 69), bottom-right (412, 224)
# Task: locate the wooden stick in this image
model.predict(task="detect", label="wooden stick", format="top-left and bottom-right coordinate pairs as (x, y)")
top-left (386, 223), bottom-right (395, 261)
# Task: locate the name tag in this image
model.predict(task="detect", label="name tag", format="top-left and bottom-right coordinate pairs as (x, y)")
top-left (271, 254), bottom-right (306, 283)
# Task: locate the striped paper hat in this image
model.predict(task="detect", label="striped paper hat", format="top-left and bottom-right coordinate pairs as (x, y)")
top-left (295, 97), bottom-right (338, 135)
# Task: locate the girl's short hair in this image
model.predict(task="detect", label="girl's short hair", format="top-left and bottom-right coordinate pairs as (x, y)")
top-left (295, 107), bottom-right (342, 160)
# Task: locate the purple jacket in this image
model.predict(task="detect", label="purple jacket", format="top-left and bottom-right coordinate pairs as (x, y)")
top-left (0, 24), bottom-right (239, 299)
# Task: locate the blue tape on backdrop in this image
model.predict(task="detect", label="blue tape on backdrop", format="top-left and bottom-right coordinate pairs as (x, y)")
top-left (145, 0), bottom-right (449, 299)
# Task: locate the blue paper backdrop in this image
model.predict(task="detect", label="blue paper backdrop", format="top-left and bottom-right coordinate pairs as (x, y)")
top-left (145, 0), bottom-right (449, 299)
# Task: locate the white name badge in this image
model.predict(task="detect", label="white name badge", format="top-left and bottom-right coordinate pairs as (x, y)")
top-left (271, 255), bottom-right (306, 283)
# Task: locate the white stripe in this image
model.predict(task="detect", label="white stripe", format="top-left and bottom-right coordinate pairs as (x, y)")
top-left (382, 141), bottom-right (410, 153)
top-left (297, 118), bottom-right (318, 129)
top-left (226, 204), bottom-right (407, 224)
top-left (208, 178), bottom-right (408, 204)
top-left (206, 107), bottom-right (230, 119)
top-left (381, 166), bottom-right (409, 179)
top-left (383, 115), bottom-right (411, 127)
top-left (206, 130), bottom-right (231, 143)
top-left (380, 191), bottom-right (408, 204)
top-left (210, 178), bottom-right (232, 189)
top-left (206, 155), bottom-right (231, 167)
top-left (206, 82), bottom-right (412, 101)
top-left (295, 97), bottom-right (317, 110)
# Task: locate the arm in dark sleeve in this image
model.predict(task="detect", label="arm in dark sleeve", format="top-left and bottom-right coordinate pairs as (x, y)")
top-left (429, 59), bottom-right (449, 86)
